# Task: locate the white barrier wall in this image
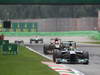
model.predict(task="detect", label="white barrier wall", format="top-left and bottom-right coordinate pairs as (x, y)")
top-left (9, 17), bottom-right (98, 32)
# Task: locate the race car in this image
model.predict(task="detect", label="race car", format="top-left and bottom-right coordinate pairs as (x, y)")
top-left (53, 41), bottom-right (89, 64)
top-left (43, 38), bottom-right (63, 55)
top-left (15, 40), bottom-right (24, 44)
top-left (62, 41), bottom-right (76, 48)
top-left (30, 36), bottom-right (43, 44)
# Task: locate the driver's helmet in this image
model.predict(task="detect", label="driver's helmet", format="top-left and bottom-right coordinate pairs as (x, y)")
top-left (55, 38), bottom-right (59, 41)
top-left (69, 43), bottom-right (72, 46)
top-left (55, 42), bottom-right (59, 45)
top-left (35, 36), bottom-right (38, 38)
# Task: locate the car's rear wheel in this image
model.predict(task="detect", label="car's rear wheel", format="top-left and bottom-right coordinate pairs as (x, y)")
top-left (83, 51), bottom-right (89, 64)
top-left (15, 41), bottom-right (17, 44)
top-left (35, 40), bottom-right (38, 43)
top-left (53, 49), bottom-right (61, 63)
top-left (40, 39), bottom-right (43, 43)
top-left (21, 41), bottom-right (24, 44)
top-left (30, 40), bottom-right (32, 44)
top-left (43, 45), bottom-right (49, 55)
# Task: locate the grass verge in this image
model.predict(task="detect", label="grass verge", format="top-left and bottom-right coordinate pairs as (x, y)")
top-left (91, 32), bottom-right (100, 40)
top-left (0, 46), bottom-right (58, 75)
top-left (0, 31), bottom-right (98, 36)
top-left (81, 42), bottom-right (100, 44)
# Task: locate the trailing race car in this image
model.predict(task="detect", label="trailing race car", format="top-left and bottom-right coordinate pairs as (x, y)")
top-left (15, 40), bottom-right (24, 44)
top-left (62, 41), bottom-right (77, 48)
top-left (30, 36), bottom-right (43, 44)
top-left (43, 38), bottom-right (63, 55)
top-left (53, 41), bottom-right (89, 64)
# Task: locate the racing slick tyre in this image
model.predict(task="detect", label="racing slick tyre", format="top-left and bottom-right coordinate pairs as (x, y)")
top-left (43, 45), bottom-right (49, 55)
top-left (83, 51), bottom-right (89, 64)
top-left (35, 40), bottom-right (38, 43)
top-left (30, 40), bottom-right (32, 44)
top-left (21, 41), bottom-right (24, 44)
top-left (53, 49), bottom-right (61, 64)
top-left (15, 41), bottom-right (17, 44)
top-left (40, 39), bottom-right (43, 43)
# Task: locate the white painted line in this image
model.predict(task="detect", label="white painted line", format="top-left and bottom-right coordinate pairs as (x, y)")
top-left (26, 46), bottom-right (52, 60)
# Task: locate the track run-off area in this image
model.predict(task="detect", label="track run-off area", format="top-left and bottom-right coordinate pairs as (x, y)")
top-left (27, 44), bottom-right (100, 75)
top-left (5, 36), bottom-right (100, 75)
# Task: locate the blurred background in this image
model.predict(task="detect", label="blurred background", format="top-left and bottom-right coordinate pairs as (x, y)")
top-left (0, 5), bottom-right (100, 32)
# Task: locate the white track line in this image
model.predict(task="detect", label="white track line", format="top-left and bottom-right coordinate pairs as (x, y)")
top-left (26, 46), bottom-right (85, 75)
top-left (26, 46), bottom-right (52, 60)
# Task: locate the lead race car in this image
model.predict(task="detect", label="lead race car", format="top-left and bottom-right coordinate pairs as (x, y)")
top-left (43, 38), bottom-right (64, 55)
top-left (30, 36), bottom-right (43, 44)
top-left (53, 41), bottom-right (89, 64)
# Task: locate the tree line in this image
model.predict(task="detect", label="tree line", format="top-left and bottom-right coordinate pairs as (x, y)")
top-left (0, 5), bottom-right (99, 19)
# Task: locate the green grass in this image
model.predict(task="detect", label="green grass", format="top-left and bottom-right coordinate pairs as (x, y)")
top-left (0, 46), bottom-right (58, 75)
top-left (81, 42), bottom-right (100, 44)
top-left (0, 31), bottom-right (98, 36)
top-left (91, 32), bottom-right (100, 40)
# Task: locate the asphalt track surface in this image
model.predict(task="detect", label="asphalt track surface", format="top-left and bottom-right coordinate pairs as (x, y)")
top-left (27, 44), bottom-right (100, 75)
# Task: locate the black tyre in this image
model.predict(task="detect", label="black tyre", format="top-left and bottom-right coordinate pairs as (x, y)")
top-left (83, 51), bottom-right (89, 64)
top-left (53, 49), bottom-right (56, 62)
top-left (30, 40), bottom-right (32, 44)
top-left (15, 41), bottom-right (17, 44)
top-left (50, 44), bottom-right (55, 49)
top-left (83, 51), bottom-right (89, 59)
top-left (21, 41), bottom-right (24, 44)
top-left (43, 45), bottom-right (49, 55)
top-left (42, 40), bottom-right (43, 43)
top-left (35, 40), bottom-right (38, 43)
top-left (53, 49), bottom-right (61, 63)
top-left (84, 60), bottom-right (89, 64)
top-left (56, 60), bottom-right (61, 64)
top-left (40, 39), bottom-right (43, 43)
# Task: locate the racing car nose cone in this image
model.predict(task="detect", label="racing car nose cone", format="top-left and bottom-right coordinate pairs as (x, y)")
top-left (55, 45), bottom-right (60, 48)
top-left (70, 51), bottom-right (76, 54)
